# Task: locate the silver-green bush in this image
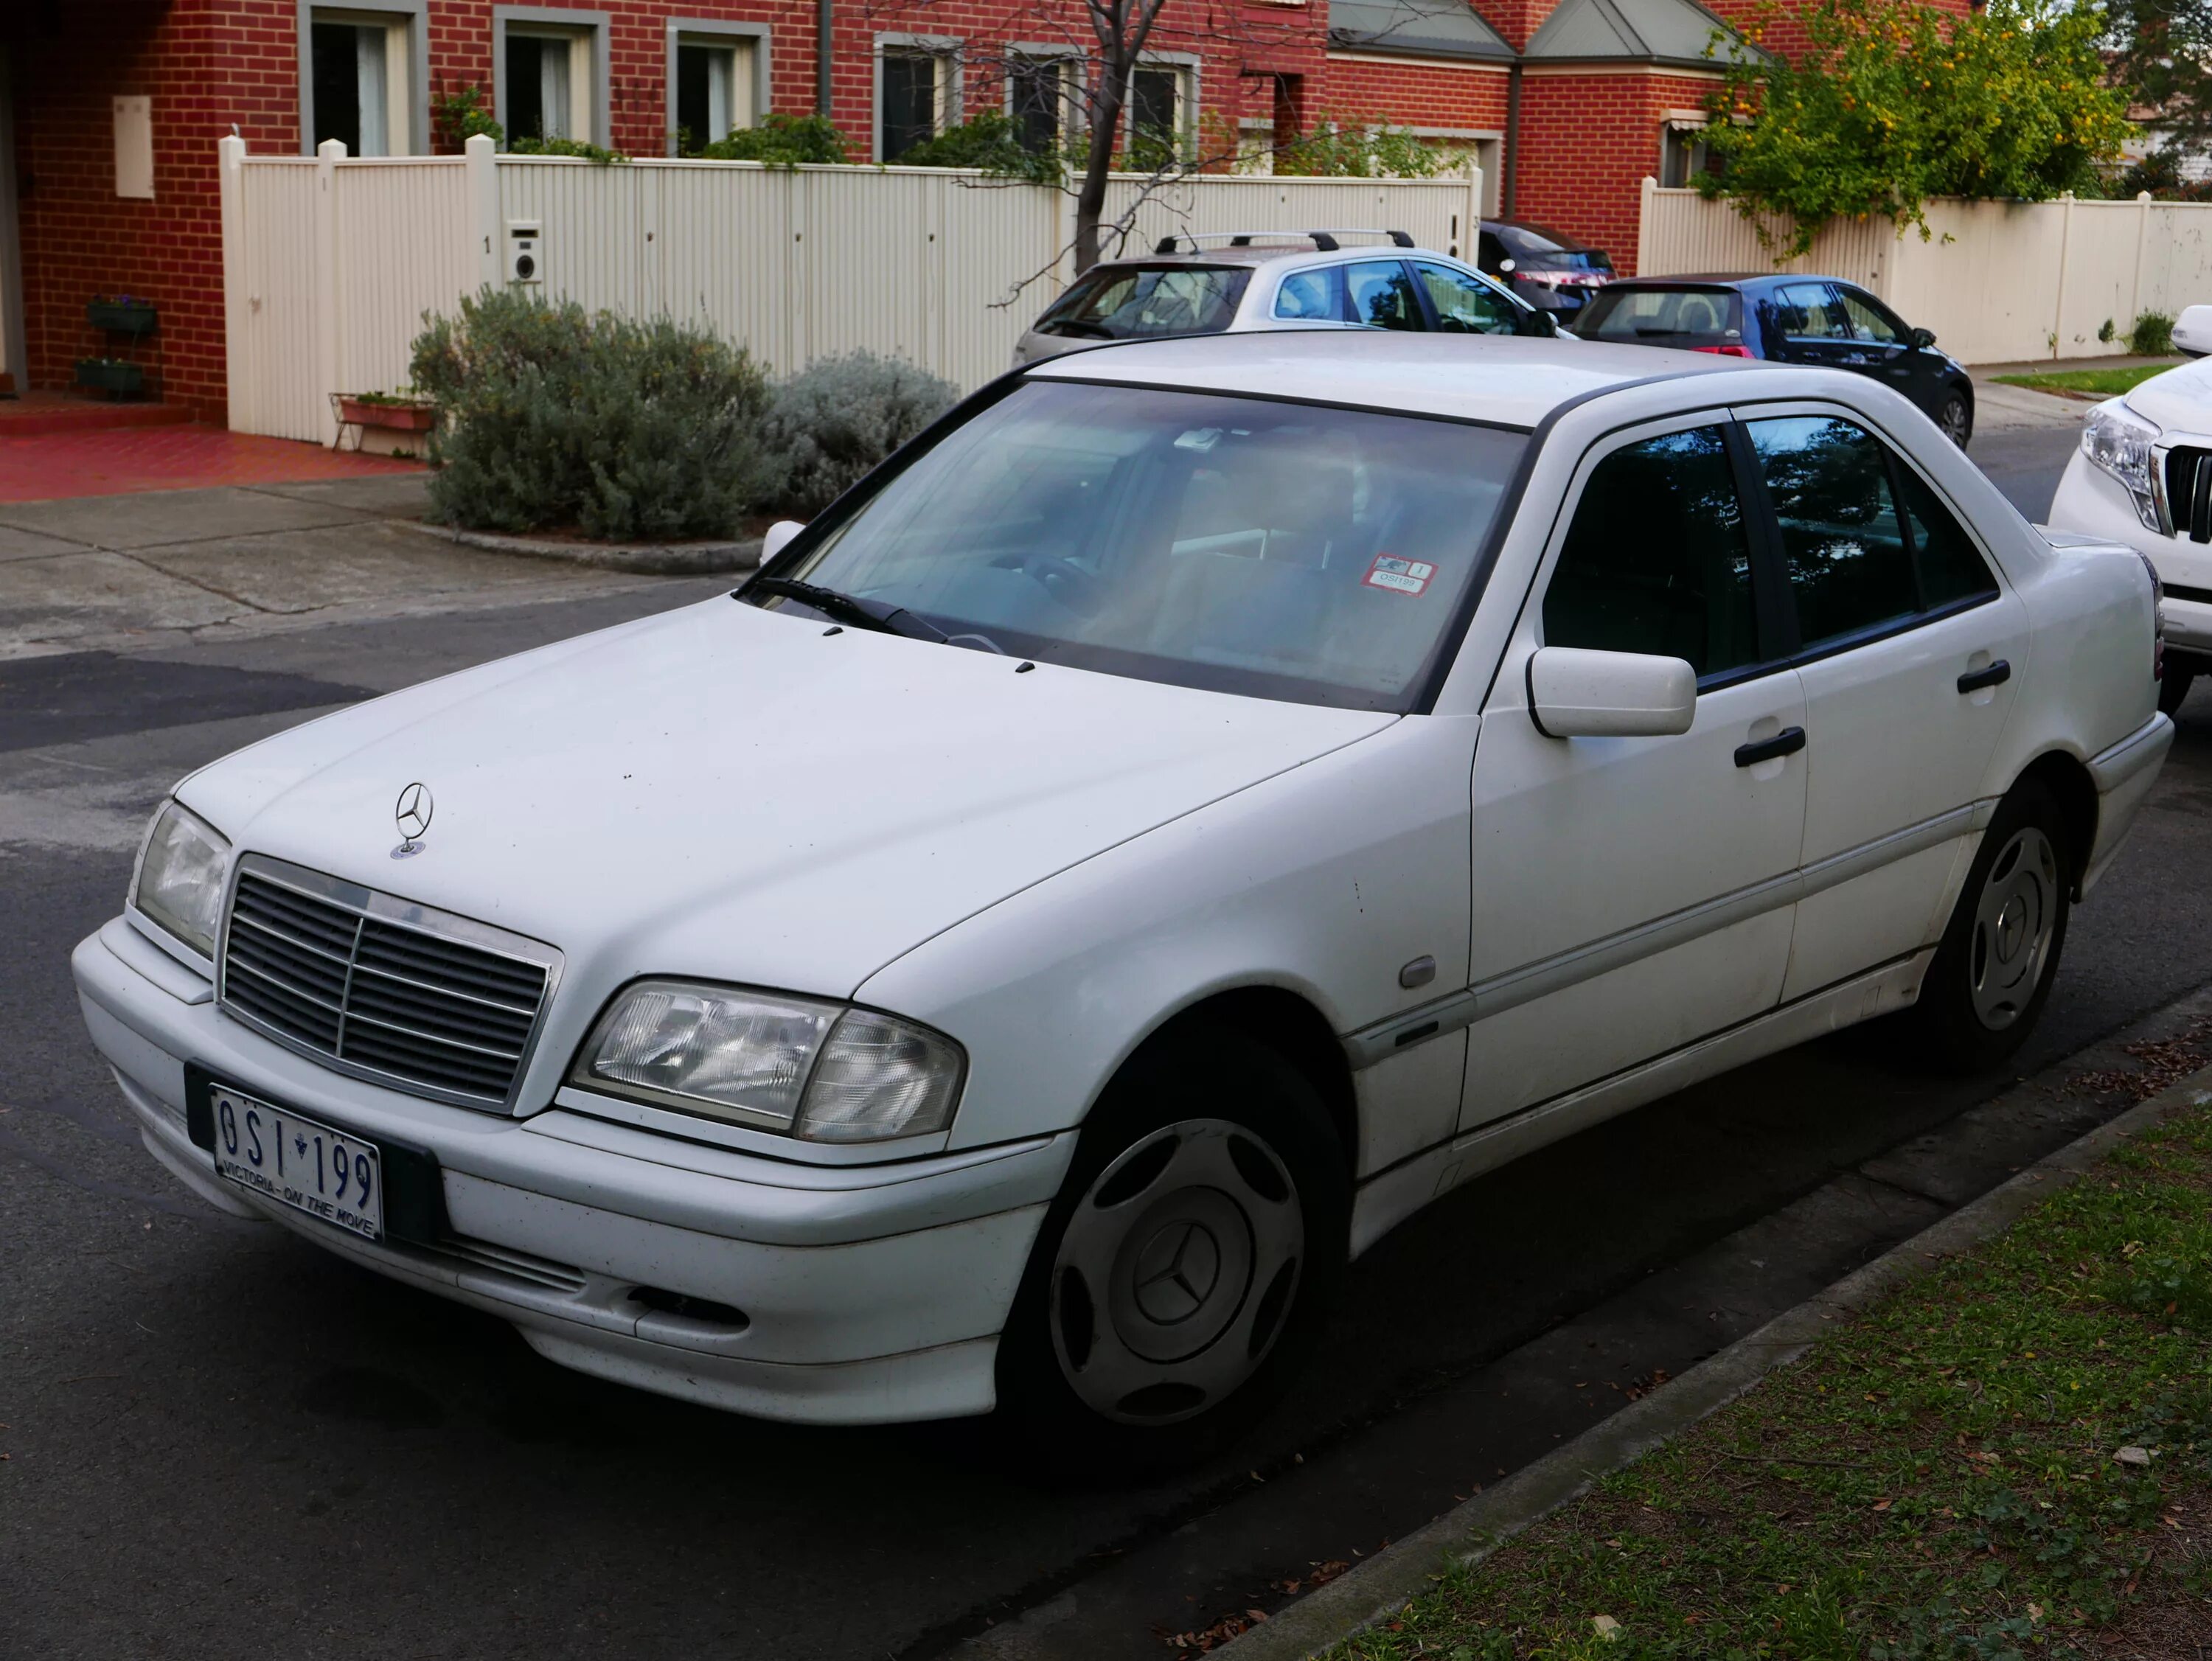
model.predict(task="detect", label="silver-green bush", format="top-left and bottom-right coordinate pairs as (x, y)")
top-left (411, 288), bottom-right (773, 540)
top-left (759, 352), bottom-right (960, 518)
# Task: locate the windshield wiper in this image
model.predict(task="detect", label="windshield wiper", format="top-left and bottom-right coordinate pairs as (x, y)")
top-left (1043, 318), bottom-right (1116, 339)
top-left (745, 576), bottom-right (947, 643)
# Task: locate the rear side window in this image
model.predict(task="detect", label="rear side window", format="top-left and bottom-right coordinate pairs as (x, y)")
top-left (1747, 416), bottom-right (1918, 648)
top-left (1543, 426), bottom-right (1760, 679)
top-left (1273, 267), bottom-right (1343, 321)
top-left (1036, 265), bottom-right (1251, 340)
top-left (1344, 261), bottom-right (1422, 330)
top-left (1898, 467), bottom-right (1999, 608)
top-left (1774, 282), bottom-right (1851, 341)
top-left (1574, 286), bottom-right (1743, 347)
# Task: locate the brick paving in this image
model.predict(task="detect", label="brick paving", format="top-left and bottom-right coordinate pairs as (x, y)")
top-left (0, 424), bottom-right (422, 504)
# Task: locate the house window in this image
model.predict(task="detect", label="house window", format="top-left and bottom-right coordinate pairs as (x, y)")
top-left (1127, 62), bottom-right (1192, 159)
top-left (676, 34), bottom-right (759, 150)
top-left (497, 13), bottom-right (603, 146)
top-left (878, 41), bottom-right (958, 161)
top-left (1007, 55), bottom-right (1072, 155)
top-left (1660, 122), bottom-right (1719, 187)
top-left (307, 7), bottom-right (415, 156)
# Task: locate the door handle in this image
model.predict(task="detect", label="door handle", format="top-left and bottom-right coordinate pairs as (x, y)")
top-left (1734, 725), bottom-right (1806, 767)
top-left (1957, 659), bottom-right (2011, 694)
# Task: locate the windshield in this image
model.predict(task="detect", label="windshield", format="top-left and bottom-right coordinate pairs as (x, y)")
top-left (1574, 286), bottom-right (1745, 347)
top-left (1034, 265), bottom-right (1251, 340)
top-left (771, 381), bottom-right (1526, 711)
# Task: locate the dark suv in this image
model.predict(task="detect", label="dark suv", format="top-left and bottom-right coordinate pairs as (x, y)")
top-left (1572, 274), bottom-right (1976, 447)
top-left (1475, 220), bottom-right (1615, 316)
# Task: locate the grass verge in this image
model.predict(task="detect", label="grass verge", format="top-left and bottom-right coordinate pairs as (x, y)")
top-left (1329, 1062), bottom-right (2212, 1661)
top-left (1992, 364), bottom-right (2180, 400)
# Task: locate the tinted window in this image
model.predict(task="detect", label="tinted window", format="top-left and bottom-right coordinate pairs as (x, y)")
top-left (1775, 282), bottom-right (1851, 340)
top-left (780, 382), bottom-right (1527, 710)
top-left (1413, 261), bottom-right (1518, 334)
top-left (1543, 427), bottom-right (1760, 679)
top-left (1477, 231), bottom-right (1508, 271)
top-left (1345, 261), bottom-right (1422, 330)
top-left (1573, 286), bottom-right (1744, 347)
top-left (1747, 417), bottom-right (1918, 648)
top-left (1899, 466), bottom-right (1997, 607)
top-left (1037, 265), bottom-right (1251, 340)
top-left (1273, 267), bottom-right (1342, 321)
top-left (1835, 288), bottom-right (1902, 346)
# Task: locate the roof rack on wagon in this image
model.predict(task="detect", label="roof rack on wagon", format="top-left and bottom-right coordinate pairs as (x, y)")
top-left (1149, 229), bottom-right (1418, 254)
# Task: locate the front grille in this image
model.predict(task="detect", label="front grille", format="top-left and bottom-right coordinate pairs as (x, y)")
top-left (220, 858), bottom-right (557, 1110)
top-left (2166, 447), bottom-right (2212, 543)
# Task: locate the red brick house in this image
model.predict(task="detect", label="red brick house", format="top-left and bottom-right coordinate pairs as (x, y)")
top-left (0, 0), bottom-right (1961, 425)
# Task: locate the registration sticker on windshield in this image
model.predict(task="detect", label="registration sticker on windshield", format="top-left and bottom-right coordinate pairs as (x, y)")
top-left (1363, 554), bottom-right (1436, 597)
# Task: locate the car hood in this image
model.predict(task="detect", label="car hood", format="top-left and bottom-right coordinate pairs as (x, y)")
top-left (2124, 357), bottom-right (2212, 431)
top-left (181, 597), bottom-right (1396, 1000)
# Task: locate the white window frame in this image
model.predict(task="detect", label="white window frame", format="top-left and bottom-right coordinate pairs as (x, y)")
top-left (873, 33), bottom-right (964, 162)
top-left (298, 0), bottom-right (428, 156)
top-left (1126, 53), bottom-right (1198, 159)
top-left (665, 18), bottom-right (771, 156)
top-left (493, 6), bottom-right (610, 147)
top-left (1003, 43), bottom-right (1085, 153)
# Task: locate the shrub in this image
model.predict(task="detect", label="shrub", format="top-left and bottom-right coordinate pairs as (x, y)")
top-left (893, 111), bottom-right (1065, 182)
top-left (410, 287), bottom-right (773, 540)
top-left (2132, 310), bottom-right (2177, 356)
top-left (696, 112), bottom-right (850, 166)
top-left (1275, 119), bottom-right (1452, 179)
top-left (757, 352), bottom-right (960, 517)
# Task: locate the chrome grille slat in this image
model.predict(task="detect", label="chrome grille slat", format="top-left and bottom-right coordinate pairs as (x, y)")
top-left (219, 863), bottom-right (556, 1110)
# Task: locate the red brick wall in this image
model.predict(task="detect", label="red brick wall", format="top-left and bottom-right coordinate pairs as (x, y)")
top-left (1319, 55), bottom-right (1509, 131)
top-left (1513, 69), bottom-right (1715, 273)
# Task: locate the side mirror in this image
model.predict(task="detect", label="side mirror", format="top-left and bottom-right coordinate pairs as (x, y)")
top-left (2175, 303), bottom-right (2212, 358)
top-left (762, 520), bottom-right (807, 562)
top-left (1518, 307), bottom-right (1559, 338)
top-left (1908, 326), bottom-right (1936, 350)
top-left (1527, 646), bottom-right (1697, 738)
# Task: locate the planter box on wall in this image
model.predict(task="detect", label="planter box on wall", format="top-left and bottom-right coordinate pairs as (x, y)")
top-left (75, 358), bottom-right (146, 396)
top-left (335, 396), bottom-right (437, 456)
top-left (88, 301), bottom-right (159, 336)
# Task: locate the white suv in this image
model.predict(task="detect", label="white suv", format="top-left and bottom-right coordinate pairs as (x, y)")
top-left (1012, 230), bottom-right (1560, 366)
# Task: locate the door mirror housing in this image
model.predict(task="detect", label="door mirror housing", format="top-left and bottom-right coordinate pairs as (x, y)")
top-left (1518, 306), bottom-right (1559, 338)
top-left (762, 520), bottom-right (807, 562)
top-left (1527, 646), bottom-right (1697, 738)
top-left (1908, 325), bottom-right (1937, 350)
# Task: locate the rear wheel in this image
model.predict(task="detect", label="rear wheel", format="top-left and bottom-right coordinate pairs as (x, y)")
top-left (1936, 390), bottom-right (1973, 448)
top-left (1907, 779), bottom-right (2070, 1071)
top-left (995, 1029), bottom-right (1347, 1477)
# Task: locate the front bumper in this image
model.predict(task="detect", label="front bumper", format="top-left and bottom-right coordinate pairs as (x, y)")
top-left (73, 917), bottom-right (1072, 1424)
top-left (2051, 451), bottom-right (2212, 657)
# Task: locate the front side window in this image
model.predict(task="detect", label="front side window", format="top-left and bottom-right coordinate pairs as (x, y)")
top-left (677, 36), bottom-right (757, 150)
top-left (1413, 261), bottom-right (1518, 335)
top-left (310, 10), bottom-right (410, 155)
top-left (1034, 265), bottom-right (1249, 341)
top-left (1835, 288), bottom-right (1902, 347)
top-left (1543, 426), bottom-right (1760, 680)
top-left (1747, 416), bottom-right (1918, 649)
top-left (771, 381), bottom-right (1527, 709)
top-left (1345, 261), bottom-right (1421, 330)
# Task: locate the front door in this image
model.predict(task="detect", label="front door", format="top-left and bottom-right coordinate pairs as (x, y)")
top-left (1461, 418), bottom-right (1809, 1128)
top-left (1736, 408), bottom-right (2030, 999)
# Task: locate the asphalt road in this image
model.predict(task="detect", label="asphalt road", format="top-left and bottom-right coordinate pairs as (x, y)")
top-left (8, 431), bottom-right (2208, 1661)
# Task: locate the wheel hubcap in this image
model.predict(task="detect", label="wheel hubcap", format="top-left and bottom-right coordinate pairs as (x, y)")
top-left (1969, 826), bottom-right (2059, 1030)
top-left (1051, 1119), bottom-right (1304, 1424)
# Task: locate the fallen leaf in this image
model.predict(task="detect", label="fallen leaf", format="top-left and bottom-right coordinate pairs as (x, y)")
top-left (2116, 1446), bottom-right (2154, 1467)
top-left (1592, 1615), bottom-right (1622, 1641)
top-left (1873, 1499), bottom-right (1893, 1512)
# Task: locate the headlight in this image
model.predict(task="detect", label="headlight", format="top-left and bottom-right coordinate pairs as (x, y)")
top-left (571, 980), bottom-right (965, 1143)
top-left (133, 799), bottom-right (231, 958)
top-left (2084, 402), bottom-right (2163, 532)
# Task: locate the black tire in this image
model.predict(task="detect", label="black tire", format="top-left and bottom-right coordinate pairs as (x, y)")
top-left (1907, 778), bottom-right (2071, 1072)
top-left (994, 1027), bottom-right (1349, 1480)
top-left (2159, 666), bottom-right (2197, 718)
top-left (1936, 389), bottom-right (1973, 449)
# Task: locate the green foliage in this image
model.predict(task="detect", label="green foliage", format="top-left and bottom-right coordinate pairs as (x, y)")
top-left (757, 351), bottom-right (960, 517)
top-left (890, 110), bottom-right (1067, 182)
top-left (509, 136), bottom-right (630, 164)
top-left (409, 287), bottom-right (773, 540)
top-left (1275, 119), bottom-right (1453, 179)
top-left (2107, 0), bottom-right (2212, 175)
top-left (2132, 310), bottom-right (2177, 355)
top-left (434, 84), bottom-right (502, 148)
top-left (1699, 0), bottom-right (2132, 255)
top-left (2118, 144), bottom-right (2212, 203)
top-left (695, 112), bottom-right (851, 166)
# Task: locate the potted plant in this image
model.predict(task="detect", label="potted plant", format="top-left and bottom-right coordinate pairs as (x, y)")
top-left (87, 294), bottom-right (158, 335)
top-left (76, 357), bottom-right (146, 397)
top-left (333, 388), bottom-right (438, 456)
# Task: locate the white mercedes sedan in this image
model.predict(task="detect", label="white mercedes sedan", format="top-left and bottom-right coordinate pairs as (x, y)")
top-left (75, 332), bottom-right (2171, 1469)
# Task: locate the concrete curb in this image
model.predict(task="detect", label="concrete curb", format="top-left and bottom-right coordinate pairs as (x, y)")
top-left (1216, 1061), bottom-right (2212, 1661)
top-left (424, 523), bottom-right (762, 577)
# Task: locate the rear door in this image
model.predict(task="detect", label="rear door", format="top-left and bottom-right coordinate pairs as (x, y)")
top-left (1342, 260), bottom-right (1425, 331)
top-left (1734, 405), bottom-right (2028, 998)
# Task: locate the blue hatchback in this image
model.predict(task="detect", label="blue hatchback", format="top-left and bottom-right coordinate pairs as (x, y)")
top-left (1571, 274), bottom-right (1976, 448)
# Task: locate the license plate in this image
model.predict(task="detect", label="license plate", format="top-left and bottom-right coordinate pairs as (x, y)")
top-left (209, 1084), bottom-right (383, 1242)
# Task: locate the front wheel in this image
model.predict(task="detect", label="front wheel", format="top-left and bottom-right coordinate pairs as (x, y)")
top-left (1907, 780), bottom-right (2070, 1071)
top-left (995, 1030), bottom-right (1347, 1477)
top-left (1936, 390), bottom-right (1973, 449)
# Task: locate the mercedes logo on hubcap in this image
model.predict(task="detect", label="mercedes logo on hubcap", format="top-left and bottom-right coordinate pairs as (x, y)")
top-left (1133, 1219), bottom-right (1222, 1325)
top-left (392, 781), bottom-right (434, 859)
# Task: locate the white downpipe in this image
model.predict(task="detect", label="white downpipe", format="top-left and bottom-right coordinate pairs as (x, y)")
top-left (218, 133), bottom-right (248, 431)
top-left (314, 137), bottom-right (346, 442)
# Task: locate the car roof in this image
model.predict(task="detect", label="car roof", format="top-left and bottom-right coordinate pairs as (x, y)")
top-left (1604, 273), bottom-right (1858, 290)
top-left (1023, 329), bottom-right (1750, 429)
top-left (1088, 241), bottom-right (1455, 273)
